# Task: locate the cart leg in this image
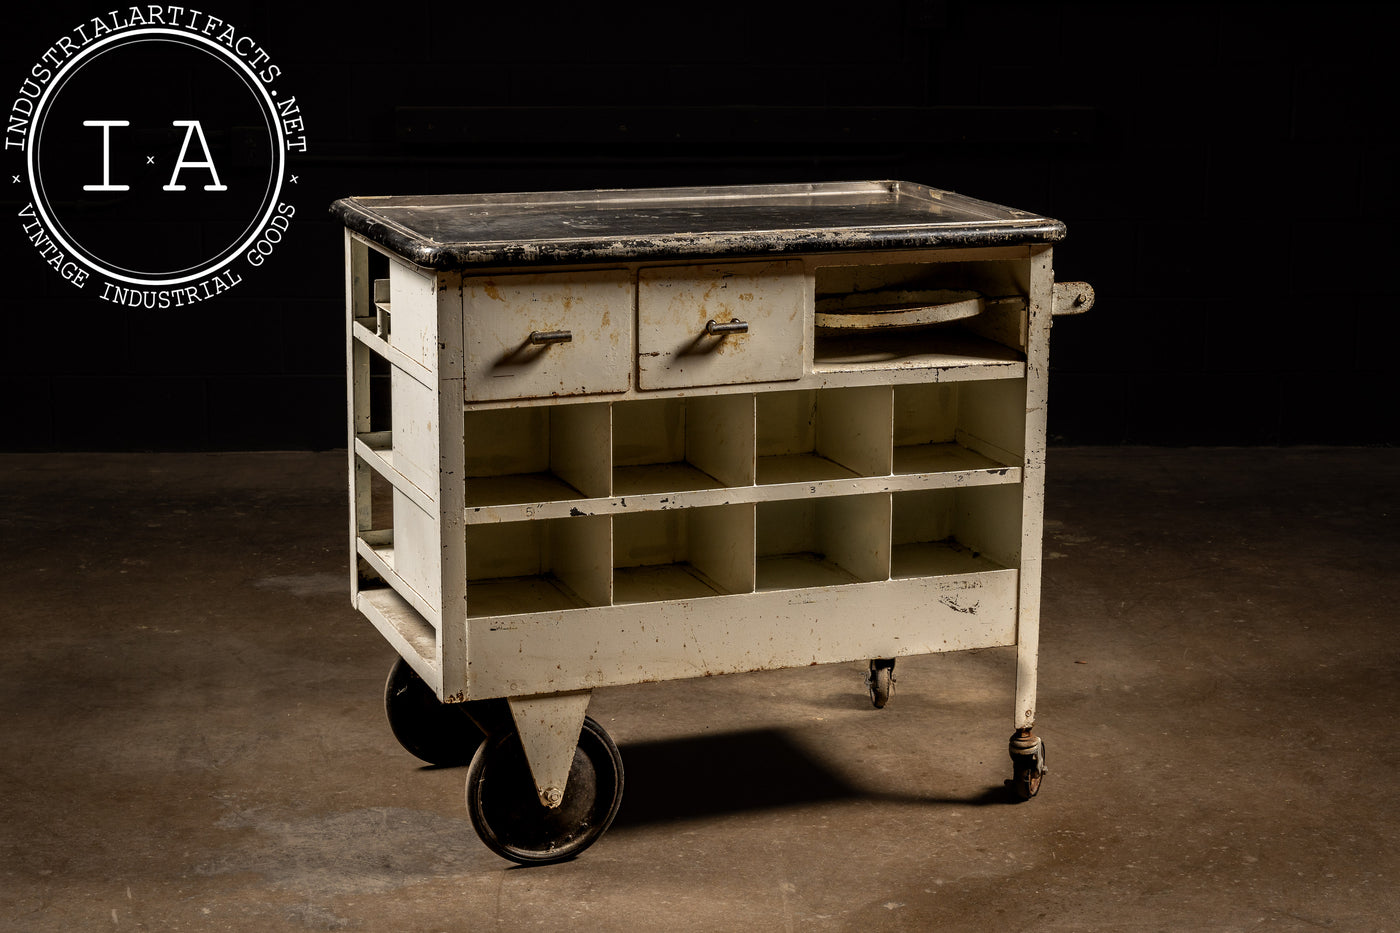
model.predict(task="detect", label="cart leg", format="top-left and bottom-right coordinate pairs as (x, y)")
top-left (506, 691), bottom-right (594, 808)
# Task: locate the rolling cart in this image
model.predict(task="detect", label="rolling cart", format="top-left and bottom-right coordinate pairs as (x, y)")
top-left (332, 181), bottom-right (1091, 865)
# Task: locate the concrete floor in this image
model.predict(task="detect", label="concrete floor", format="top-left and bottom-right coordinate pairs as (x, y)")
top-left (2, 447), bottom-right (1397, 932)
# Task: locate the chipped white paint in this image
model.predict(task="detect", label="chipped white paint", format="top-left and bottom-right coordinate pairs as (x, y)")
top-left (344, 205), bottom-right (1074, 797)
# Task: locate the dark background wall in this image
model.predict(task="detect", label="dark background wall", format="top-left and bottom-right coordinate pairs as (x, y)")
top-left (3, 1), bottom-right (1392, 451)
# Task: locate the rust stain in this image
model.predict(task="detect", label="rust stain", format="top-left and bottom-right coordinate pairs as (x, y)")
top-left (482, 281), bottom-right (503, 301)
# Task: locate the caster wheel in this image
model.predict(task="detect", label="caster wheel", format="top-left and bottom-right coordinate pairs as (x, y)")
top-left (1012, 762), bottom-right (1044, 800)
top-left (384, 656), bottom-right (485, 767)
top-left (1008, 733), bottom-right (1047, 801)
top-left (866, 659), bottom-right (895, 709)
top-left (466, 715), bottom-right (623, 866)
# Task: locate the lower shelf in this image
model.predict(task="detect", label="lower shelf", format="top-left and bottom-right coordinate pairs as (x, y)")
top-left (892, 540), bottom-right (1006, 578)
top-left (812, 329), bottom-right (1025, 375)
top-left (892, 441), bottom-right (1016, 476)
top-left (613, 563), bottom-right (728, 605)
top-left (357, 585), bottom-right (439, 667)
top-left (755, 553), bottom-right (864, 592)
top-left (468, 574), bottom-right (588, 618)
top-left (461, 570), bottom-right (1021, 697)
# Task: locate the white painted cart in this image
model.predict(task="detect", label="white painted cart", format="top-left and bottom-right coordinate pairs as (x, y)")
top-left (334, 181), bottom-right (1091, 864)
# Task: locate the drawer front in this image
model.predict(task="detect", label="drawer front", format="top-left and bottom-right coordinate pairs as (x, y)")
top-left (463, 270), bottom-right (633, 402)
top-left (637, 261), bottom-right (806, 389)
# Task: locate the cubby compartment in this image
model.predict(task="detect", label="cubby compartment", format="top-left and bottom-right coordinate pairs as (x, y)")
top-left (613, 395), bottom-right (755, 496)
top-left (613, 505), bottom-right (755, 604)
top-left (466, 516), bottom-right (611, 618)
top-left (352, 467), bottom-right (398, 586)
top-left (893, 380), bottom-right (1027, 475)
top-left (464, 404), bottom-right (611, 507)
top-left (811, 259), bottom-right (1031, 373)
top-left (364, 466), bottom-right (395, 535)
top-left (755, 494), bottom-right (890, 591)
top-left (890, 485), bottom-right (1022, 578)
top-left (756, 387), bottom-right (892, 485)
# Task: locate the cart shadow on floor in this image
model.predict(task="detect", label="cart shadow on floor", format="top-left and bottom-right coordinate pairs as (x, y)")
top-left (607, 728), bottom-right (1016, 832)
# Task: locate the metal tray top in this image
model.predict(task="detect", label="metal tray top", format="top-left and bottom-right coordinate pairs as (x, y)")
top-left (330, 181), bottom-right (1064, 269)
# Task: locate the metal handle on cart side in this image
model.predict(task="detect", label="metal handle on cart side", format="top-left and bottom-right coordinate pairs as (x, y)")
top-left (1052, 282), bottom-right (1094, 316)
top-left (705, 319), bottom-right (749, 336)
top-left (528, 330), bottom-right (573, 345)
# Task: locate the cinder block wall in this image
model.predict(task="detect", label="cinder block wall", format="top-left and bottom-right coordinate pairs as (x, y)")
top-left (2, 2), bottom-right (1391, 450)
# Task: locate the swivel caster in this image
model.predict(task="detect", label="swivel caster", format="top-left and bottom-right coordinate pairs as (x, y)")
top-left (1007, 729), bottom-right (1047, 801)
top-left (866, 658), bottom-right (896, 709)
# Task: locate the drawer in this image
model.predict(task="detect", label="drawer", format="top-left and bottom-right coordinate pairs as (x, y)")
top-left (462, 269), bottom-right (633, 401)
top-left (637, 261), bottom-right (806, 390)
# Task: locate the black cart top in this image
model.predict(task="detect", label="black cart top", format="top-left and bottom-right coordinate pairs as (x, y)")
top-left (329, 181), bottom-right (1065, 269)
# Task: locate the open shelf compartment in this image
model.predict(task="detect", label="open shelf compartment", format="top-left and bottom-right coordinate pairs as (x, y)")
top-left (464, 404), bottom-right (611, 508)
top-left (890, 485), bottom-right (1022, 579)
top-left (893, 380), bottom-right (1027, 476)
top-left (811, 258), bottom-right (1032, 375)
top-left (755, 494), bottom-right (891, 591)
top-left (613, 395), bottom-right (754, 496)
top-left (465, 515), bottom-right (611, 618)
top-left (756, 386), bottom-right (892, 485)
top-left (613, 504), bottom-right (755, 605)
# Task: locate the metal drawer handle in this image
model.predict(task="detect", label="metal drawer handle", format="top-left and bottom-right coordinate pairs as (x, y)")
top-left (705, 319), bottom-right (749, 336)
top-left (528, 330), bottom-right (573, 345)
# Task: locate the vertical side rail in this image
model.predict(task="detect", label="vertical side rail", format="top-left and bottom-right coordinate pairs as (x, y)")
top-left (435, 272), bottom-right (470, 702)
top-left (1015, 246), bottom-right (1055, 731)
top-left (346, 233), bottom-right (373, 603)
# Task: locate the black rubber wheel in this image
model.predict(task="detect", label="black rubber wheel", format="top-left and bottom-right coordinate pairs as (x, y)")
top-left (466, 715), bottom-right (623, 866)
top-left (1010, 739), bottom-right (1047, 801)
top-left (867, 659), bottom-right (895, 709)
top-left (383, 656), bottom-right (486, 767)
top-left (1011, 765), bottom-right (1043, 800)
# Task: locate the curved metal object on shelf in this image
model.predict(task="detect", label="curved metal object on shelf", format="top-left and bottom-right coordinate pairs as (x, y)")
top-left (815, 288), bottom-right (985, 331)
